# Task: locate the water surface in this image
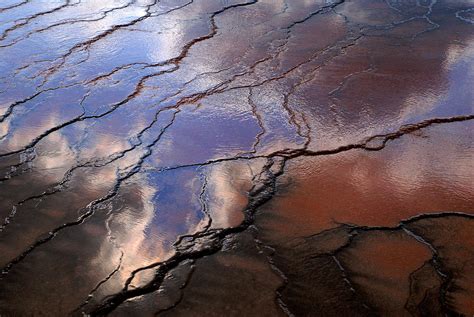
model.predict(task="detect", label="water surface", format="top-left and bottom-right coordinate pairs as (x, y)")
top-left (0, 0), bottom-right (473, 315)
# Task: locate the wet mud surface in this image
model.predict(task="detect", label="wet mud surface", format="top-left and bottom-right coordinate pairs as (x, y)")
top-left (0, 0), bottom-right (473, 316)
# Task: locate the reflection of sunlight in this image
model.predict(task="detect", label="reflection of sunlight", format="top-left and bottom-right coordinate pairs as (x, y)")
top-left (0, 103), bottom-right (9, 116)
top-left (398, 86), bottom-right (442, 120)
top-left (72, 4), bottom-right (146, 36)
top-left (32, 0), bottom-right (147, 50)
top-left (93, 179), bottom-right (164, 288)
top-left (16, 107), bottom-right (179, 291)
top-left (400, 38), bottom-right (474, 121)
top-left (0, 120), bottom-right (9, 140)
top-left (36, 131), bottom-right (75, 171)
top-left (386, 125), bottom-right (474, 195)
top-left (3, 98), bottom-right (210, 291)
top-left (145, 19), bottom-right (185, 64)
top-left (3, 114), bottom-right (76, 180)
top-left (386, 141), bottom-right (425, 193)
top-left (206, 161), bottom-right (256, 228)
top-left (443, 39), bottom-right (474, 71)
top-left (348, 123), bottom-right (473, 200)
top-left (263, 0), bottom-right (286, 11)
